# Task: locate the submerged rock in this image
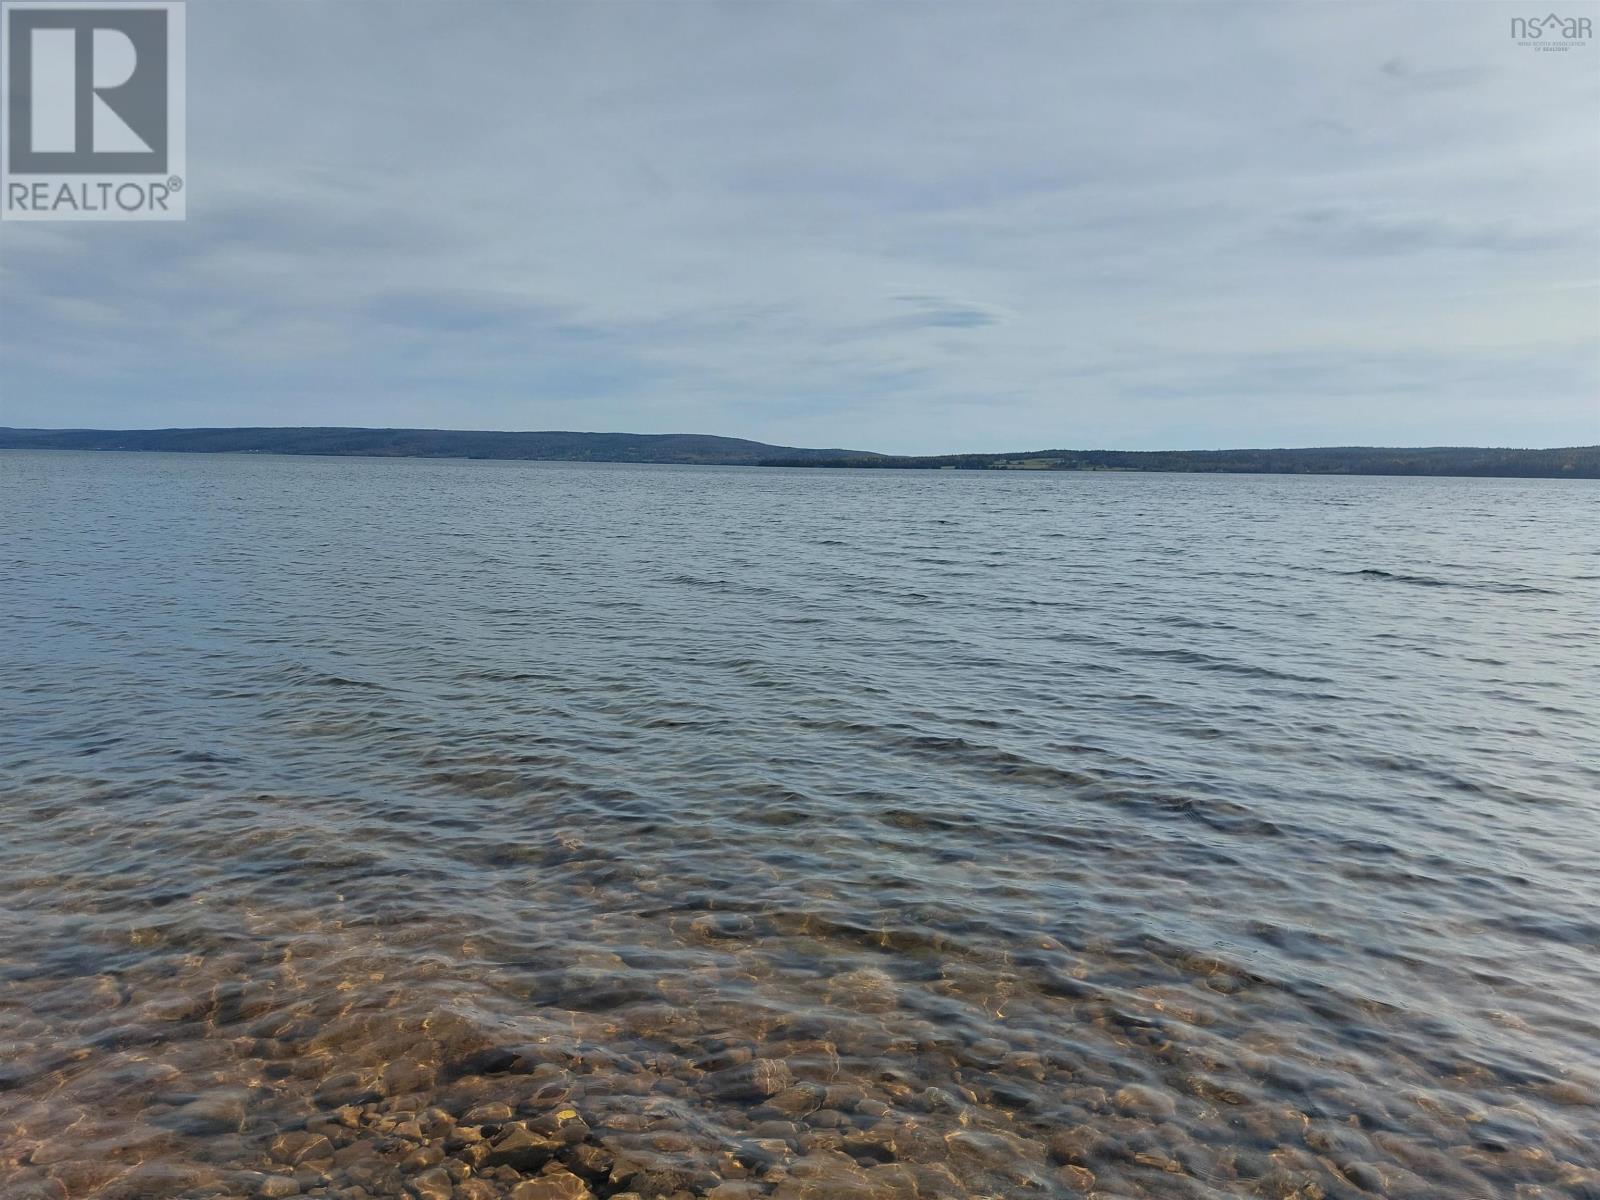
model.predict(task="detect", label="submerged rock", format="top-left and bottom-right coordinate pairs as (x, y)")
top-left (1113, 1084), bottom-right (1178, 1118)
top-left (167, 1092), bottom-right (248, 1135)
top-left (509, 1168), bottom-right (594, 1200)
top-left (706, 1060), bottom-right (793, 1102)
top-left (487, 1124), bottom-right (562, 1172)
top-left (407, 1166), bottom-right (454, 1200)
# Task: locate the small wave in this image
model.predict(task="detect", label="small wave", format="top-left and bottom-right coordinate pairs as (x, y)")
top-left (1122, 645), bottom-right (1334, 684)
top-left (662, 573), bottom-right (777, 596)
top-left (1349, 568), bottom-right (1450, 587)
top-left (1344, 569), bottom-right (1557, 595)
top-left (266, 664), bottom-right (388, 689)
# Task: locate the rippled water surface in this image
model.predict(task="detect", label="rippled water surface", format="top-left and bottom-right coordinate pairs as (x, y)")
top-left (2, 450), bottom-right (1598, 1200)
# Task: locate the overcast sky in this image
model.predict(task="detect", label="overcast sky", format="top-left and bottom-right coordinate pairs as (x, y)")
top-left (1, 1), bottom-right (1596, 453)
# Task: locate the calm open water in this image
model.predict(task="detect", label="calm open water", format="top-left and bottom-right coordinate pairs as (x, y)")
top-left (1, 450), bottom-right (1597, 1200)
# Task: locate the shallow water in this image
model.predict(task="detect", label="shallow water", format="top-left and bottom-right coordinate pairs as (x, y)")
top-left (1, 450), bottom-right (1597, 1200)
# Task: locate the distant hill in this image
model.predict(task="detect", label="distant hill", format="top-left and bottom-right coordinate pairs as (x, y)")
top-left (758, 444), bottom-right (1600, 479)
top-left (0, 426), bottom-right (874, 465)
top-left (1, 427), bottom-right (1595, 478)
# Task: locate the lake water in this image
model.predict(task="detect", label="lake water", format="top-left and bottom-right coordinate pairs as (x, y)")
top-left (1, 450), bottom-right (1597, 1200)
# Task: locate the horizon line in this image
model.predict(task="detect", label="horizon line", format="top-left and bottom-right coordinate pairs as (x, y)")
top-left (2, 425), bottom-right (1596, 457)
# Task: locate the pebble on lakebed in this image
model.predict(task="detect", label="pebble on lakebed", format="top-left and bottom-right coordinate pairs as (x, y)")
top-left (5, 1002), bottom-right (1598, 1200)
top-left (1, 947), bottom-right (1597, 1200)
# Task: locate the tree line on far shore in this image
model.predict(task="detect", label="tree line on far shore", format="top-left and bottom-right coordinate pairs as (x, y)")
top-left (2, 427), bottom-right (1595, 479)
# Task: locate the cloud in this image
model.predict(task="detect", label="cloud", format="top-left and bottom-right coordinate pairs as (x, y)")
top-left (1, 0), bottom-right (1596, 452)
top-left (1274, 207), bottom-right (1583, 256)
top-left (888, 294), bottom-right (1007, 330)
top-left (367, 289), bottom-right (559, 335)
top-left (1378, 56), bottom-right (1492, 92)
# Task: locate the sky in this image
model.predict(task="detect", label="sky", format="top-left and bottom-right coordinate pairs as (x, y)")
top-left (1, 0), bottom-right (1597, 454)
